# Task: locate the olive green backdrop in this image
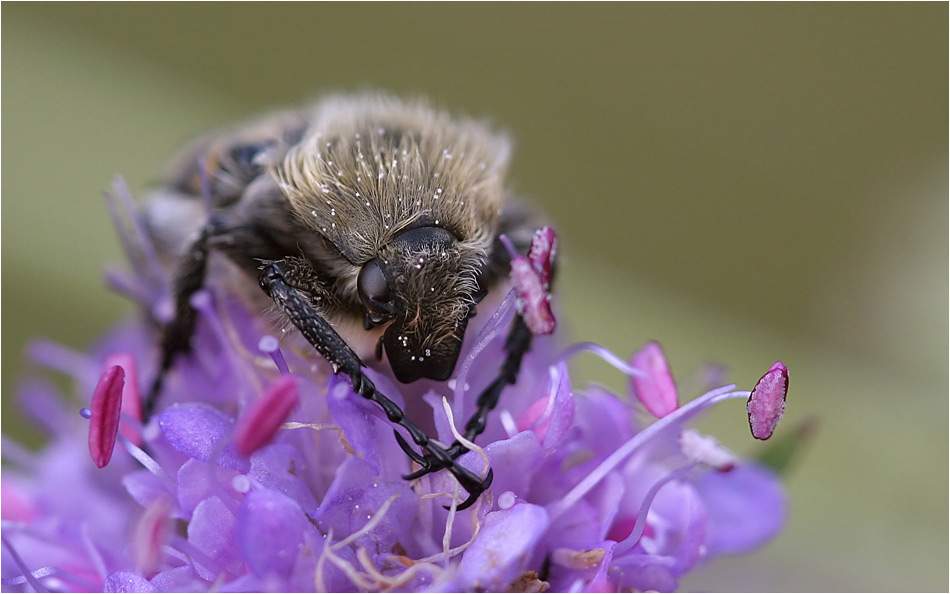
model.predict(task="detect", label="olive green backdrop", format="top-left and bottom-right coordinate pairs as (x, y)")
top-left (3, 4), bottom-right (946, 591)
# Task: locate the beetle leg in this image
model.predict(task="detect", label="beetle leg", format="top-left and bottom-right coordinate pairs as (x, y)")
top-left (401, 314), bottom-right (533, 475)
top-left (408, 221), bottom-right (556, 472)
top-left (261, 261), bottom-right (493, 511)
top-left (454, 315), bottom-right (533, 454)
top-left (145, 226), bottom-right (211, 419)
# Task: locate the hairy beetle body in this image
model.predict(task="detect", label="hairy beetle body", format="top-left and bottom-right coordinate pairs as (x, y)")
top-left (142, 94), bottom-right (548, 509)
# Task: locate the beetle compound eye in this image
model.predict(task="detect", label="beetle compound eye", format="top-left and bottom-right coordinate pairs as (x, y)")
top-left (358, 259), bottom-right (395, 318)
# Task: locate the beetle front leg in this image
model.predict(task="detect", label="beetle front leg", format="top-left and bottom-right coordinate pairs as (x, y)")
top-left (260, 261), bottom-right (493, 510)
top-left (408, 225), bottom-right (558, 474)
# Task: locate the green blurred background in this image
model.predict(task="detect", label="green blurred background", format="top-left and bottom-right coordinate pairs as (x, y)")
top-left (3, 4), bottom-right (946, 591)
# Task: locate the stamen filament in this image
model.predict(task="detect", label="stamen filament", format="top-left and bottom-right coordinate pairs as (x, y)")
top-left (120, 435), bottom-right (176, 491)
top-left (1, 534), bottom-right (48, 593)
top-left (558, 342), bottom-right (647, 378)
top-left (258, 335), bottom-right (290, 375)
top-left (613, 463), bottom-right (698, 555)
top-left (549, 385), bottom-right (745, 519)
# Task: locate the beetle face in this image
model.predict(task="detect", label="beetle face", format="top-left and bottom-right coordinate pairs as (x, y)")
top-left (382, 313), bottom-right (468, 383)
top-left (356, 224), bottom-right (480, 383)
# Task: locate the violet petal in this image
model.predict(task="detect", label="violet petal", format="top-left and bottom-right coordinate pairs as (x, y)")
top-left (609, 554), bottom-right (679, 593)
top-left (158, 403), bottom-right (248, 471)
top-left (176, 458), bottom-right (240, 516)
top-left (514, 363), bottom-right (575, 449)
top-left (249, 443), bottom-right (319, 512)
top-left (148, 566), bottom-right (202, 592)
top-left (121, 469), bottom-right (169, 509)
top-left (326, 376), bottom-right (386, 472)
top-left (104, 571), bottom-right (156, 593)
top-left (694, 463), bottom-right (787, 556)
top-left (313, 458), bottom-right (418, 556)
top-left (187, 496), bottom-right (241, 581)
top-left (237, 489), bottom-right (309, 578)
top-left (481, 431), bottom-right (542, 498)
top-left (458, 503), bottom-right (550, 589)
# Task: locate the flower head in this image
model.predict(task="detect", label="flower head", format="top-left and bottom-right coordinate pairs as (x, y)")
top-left (1, 180), bottom-right (789, 592)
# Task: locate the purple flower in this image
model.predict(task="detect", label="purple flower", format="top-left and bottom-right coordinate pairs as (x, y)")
top-left (1, 181), bottom-right (789, 592)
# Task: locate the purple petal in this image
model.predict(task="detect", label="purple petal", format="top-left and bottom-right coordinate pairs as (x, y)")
top-left (250, 444), bottom-right (319, 512)
top-left (326, 377), bottom-right (386, 470)
top-left (694, 463), bottom-right (787, 556)
top-left (237, 489), bottom-right (309, 578)
top-left (482, 431), bottom-right (542, 498)
top-left (176, 458), bottom-right (241, 516)
top-left (1, 481), bottom-right (37, 523)
top-left (573, 386), bottom-right (634, 457)
top-left (104, 571), bottom-right (156, 593)
top-left (148, 566), bottom-right (202, 592)
top-left (17, 377), bottom-right (74, 436)
top-left (234, 375), bottom-right (299, 456)
top-left (121, 469), bottom-right (169, 508)
top-left (158, 403), bottom-right (248, 471)
top-left (630, 341), bottom-right (678, 418)
top-left (313, 458), bottom-right (418, 555)
top-left (546, 492), bottom-right (617, 556)
top-left (748, 361), bottom-right (789, 440)
top-left (458, 503), bottom-right (550, 589)
top-left (514, 363), bottom-right (575, 449)
top-left (610, 554), bottom-right (679, 593)
top-left (187, 496), bottom-right (241, 580)
top-left (89, 365), bottom-right (124, 468)
top-left (326, 375), bottom-right (409, 478)
top-left (610, 466), bottom-right (707, 575)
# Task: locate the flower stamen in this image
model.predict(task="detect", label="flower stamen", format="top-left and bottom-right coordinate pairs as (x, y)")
top-left (613, 462), bottom-right (697, 555)
top-left (500, 234), bottom-right (556, 335)
top-left (234, 375), bottom-right (300, 456)
top-left (748, 361), bottom-right (789, 440)
top-left (120, 435), bottom-right (176, 490)
top-left (133, 497), bottom-right (172, 576)
top-left (88, 365), bottom-right (125, 468)
top-left (1, 534), bottom-right (49, 593)
top-left (103, 353), bottom-right (143, 446)
top-left (630, 341), bottom-right (679, 418)
top-left (557, 341), bottom-right (646, 378)
top-left (548, 384), bottom-right (742, 520)
top-left (679, 429), bottom-right (735, 471)
top-left (258, 335), bottom-right (290, 375)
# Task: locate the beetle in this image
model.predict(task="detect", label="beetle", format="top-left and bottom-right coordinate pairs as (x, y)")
top-left (141, 94), bottom-right (552, 509)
